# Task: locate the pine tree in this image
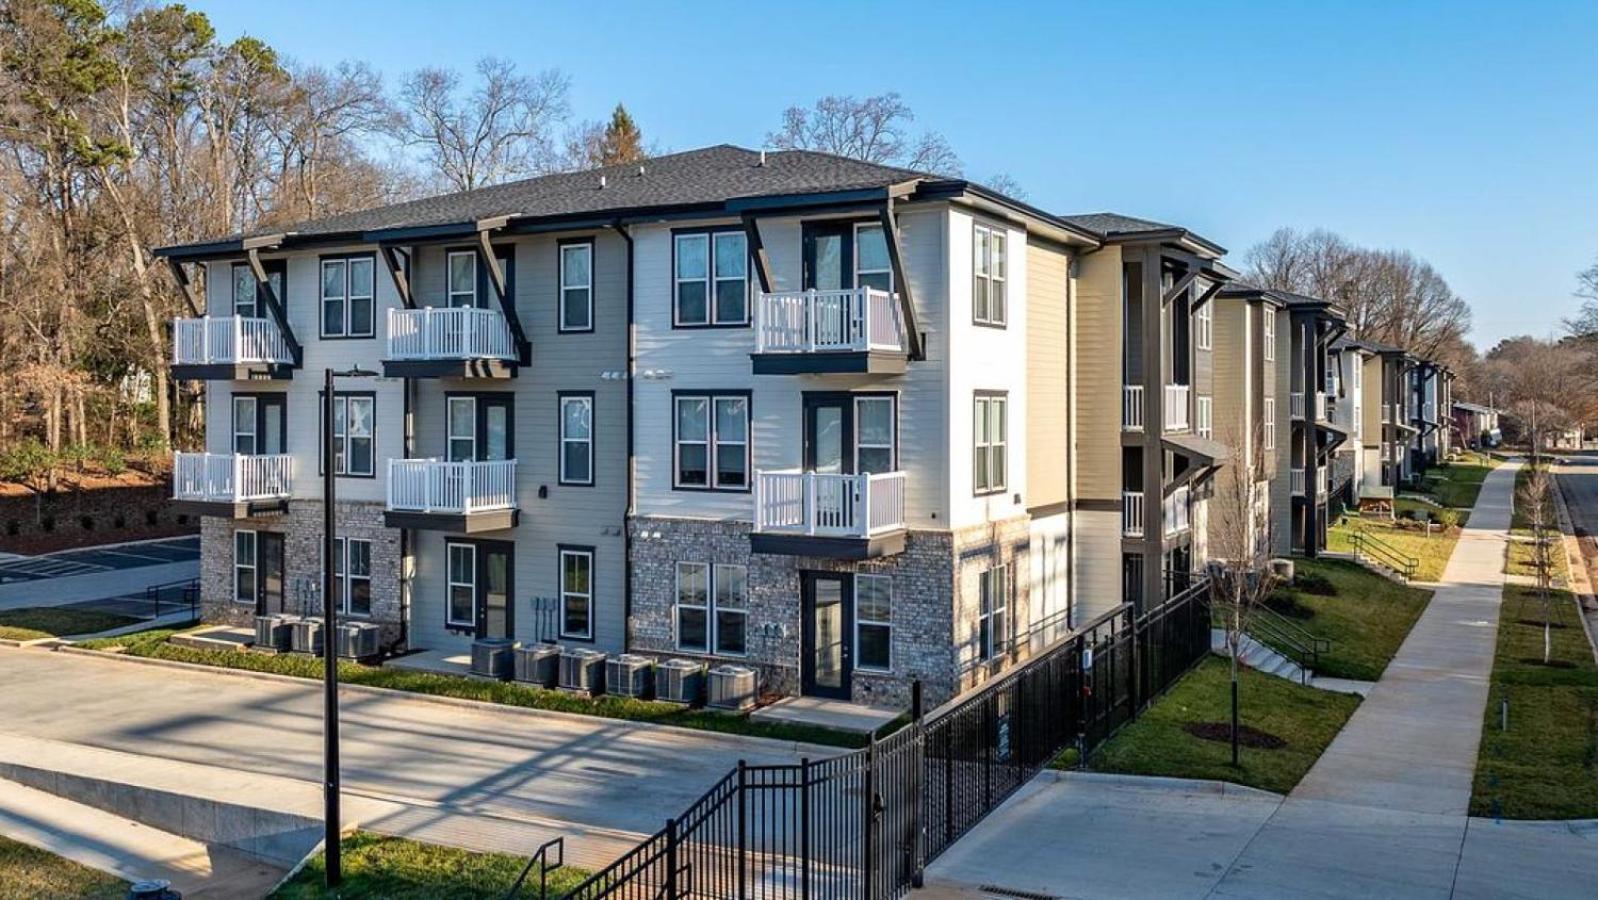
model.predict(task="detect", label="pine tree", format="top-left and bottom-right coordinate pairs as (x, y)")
top-left (597, 103), bottom-right (643, 166)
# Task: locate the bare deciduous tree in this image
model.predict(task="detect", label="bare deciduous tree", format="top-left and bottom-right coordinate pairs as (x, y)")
top-left (1517, 463), bottom-right (1557, 663)
top-left (398, 57), bottom-right (570, 192)
top-left (1482, 337), bottom-right (1598, 455)
top-left (766, 92), bottom-right (961, 175)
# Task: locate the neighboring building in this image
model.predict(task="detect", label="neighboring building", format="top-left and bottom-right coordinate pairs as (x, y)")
top-left (1329, 339), bottom-right (1372, 505)
top-left (1453, 401), bottom-right (1500, 448)
top-left (1410, 360), bottom-right (1453, 470)
top-left (1209, 286), bottom-right (1283, 555)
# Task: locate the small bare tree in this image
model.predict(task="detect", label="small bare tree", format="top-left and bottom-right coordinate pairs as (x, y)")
top-left (1518, 463), bottom-right (1557, 663)
top-left (765, 92), bottom-right (961, 175)
top-left (1207, 421), bottom-right (1280, 765)
top-left (398, 57), bottom-right (570, 192)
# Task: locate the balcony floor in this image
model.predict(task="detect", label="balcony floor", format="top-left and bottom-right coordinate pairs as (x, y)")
top-left (384, 508), bottom-right (518, 534)
top-left (750, 529), bottom-right (906, 560)
top-left (382, 358), bottom-right (517, 379)
top-left (171, 362), bottom-right (295, 382)
top-left (749, 350), bottom-right (907, 376)
top-left (170, 497), bottom-right (288, 519)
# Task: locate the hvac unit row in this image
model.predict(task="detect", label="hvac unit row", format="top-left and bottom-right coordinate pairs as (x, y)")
top-left (476, 640), bottom-right (755, 709)
top-left (253, 615), bottom-right (380, 660)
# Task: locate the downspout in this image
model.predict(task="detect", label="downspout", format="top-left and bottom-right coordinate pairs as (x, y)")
top-left (613, 220), bottom-right (636, 651)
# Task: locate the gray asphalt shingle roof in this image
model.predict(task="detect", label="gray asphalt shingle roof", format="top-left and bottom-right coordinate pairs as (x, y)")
top-left (1058, 212), bottom-right (1183, 237)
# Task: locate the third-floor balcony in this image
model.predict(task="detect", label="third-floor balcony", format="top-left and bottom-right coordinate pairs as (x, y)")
top-left (384, 307), bottom-right (519, 379)
top-left (1122, 385), bottom-right (1144, 431)
top-left (171, 316), bottom-right (295, 380)
top-left (171, 451), bottom-right (292, 517)
top-left (751, 469), bottom-right (907, 559)
top-left (385, 458), bottom-right (519, 532)
top-left (1163, 384), bottom-right (1190, 432)
top-left (751, 288), bottom-right (908, 375)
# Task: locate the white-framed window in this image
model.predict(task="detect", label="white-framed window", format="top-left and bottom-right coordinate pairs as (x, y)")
top-left (1263, 310), bottom-right (1276, 362)
top-left (674, 231), bottom-right (748, 326)
top-left (974, 392), bottom-right (1008, 494)
top-left (674, 561), bottom-right (748, 656)
top-left (855, 396), bottom-right (896, 473)
top-left (325, 394), bottom-right (375, 476)
top-left (972, 222), bottom-right (1007, 326)
top-left (560, 547), bottom-right (593, 639)
top-left (234, 529), bottom-right (257, 606)
top-left (321, 255), bottom-right (375, 337)
top-left (559, 241), bottom-right (593, 331)
top-left (447, 250), bottom-right (478, 308)
top-left (1263, 397), bottom-right (1277, 451)
top-left (856, 574), bottom-right (892, 671)
top-left (1195, 301), bottom-right (1213, 350)
top-left (560, 394), bottom-right (594, 486)
top-left (233, 396), bottom-right (257, 456)
top-left (674, 393), bottom-right (749, 490)
top-left (713, 564), bottom-right (747, 656)
top-left (855, 223), bottom-right (893, 292)
top-left (447, 397), bottom-right (475, 462)
top-left (332, 537), bottom-right (372, 617)
top-left (977, 565), bottom-right (1008, 661)
top-left (1196, 396), bottom-right (1214, 440)
top-left (446, 542), bottom-right (475, 627)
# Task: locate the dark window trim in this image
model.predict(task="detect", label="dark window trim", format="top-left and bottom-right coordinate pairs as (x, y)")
top-left (973, 389), bottom-right (1009, 496)
top-left (557, 390), bottom-right (596, 487)
top-left (670, 388), bottom-right (753, 493)
top-left (670, 225), bottom-right (750, 330)
top-left (556, 236), bottom-right (596, 334)
top-left (230, 390), bottom-right (288, 456)
top-left (971, 219), bottom-right (1009, 329)
top-left (228, 259), bottom-right (285, 318)
top-left (442, 390), bottom-right (516, 461)
top-left (801, 216), bottom-right (893, 293)
top-left (801, 390), bottom-right (901, 474)
top-left (317, 389), bottom-right (378, 479)
top-left (557, 543), bottom-right (597, 642)
top-left (440, 242), bottom-right (516, 310)
top-left (317, 252), bottom-right (378, 339)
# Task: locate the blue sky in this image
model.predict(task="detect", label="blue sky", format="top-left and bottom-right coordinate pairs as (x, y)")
top-left (200, 0), bottom-right (1598, 350)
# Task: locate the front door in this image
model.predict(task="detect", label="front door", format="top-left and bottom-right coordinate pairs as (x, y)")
top-left (475, 542), bottom-right (513, 640)
top-left (802, 571), bottom-right (853, 699)
top-left (804, 395), bottom-right (853, 529)
top-left (256, 532), bottom-right (285, 616)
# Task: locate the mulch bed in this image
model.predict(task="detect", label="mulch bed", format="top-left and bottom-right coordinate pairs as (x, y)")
top-left (1182, 721), bottom-right (1287, 749)
top-left (1518, 658), bottom-right (1579, 669)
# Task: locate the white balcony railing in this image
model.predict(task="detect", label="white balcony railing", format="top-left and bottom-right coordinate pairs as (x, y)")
top-left (1290, 467), bottom-right (1306, 496)
top-left (1122, 491), bottom-right (1144, 537)
top-left (1163, 484), bottom-right (1191, 536)
top-left (753, 470), bottom-right (906, 538)
top-left (1195, 396), bottom-right (1214, 439)
top-left (171, 316), bottom-right (293, 366)
top-left (754, 288), bottom-right (905, 355)
top-left (1314, 391), bottom-right (1328, 422)
top-left (1317, 466), bottom-right (1330, 498)
top-left (1163, 384), bottom-right (1190, 432)
top-left (1289, 391), bottom-right (1306, 420)
top-left (172, 452), bottom-right (292, 502)
top-left (386, 307), bottom-right (517, 361)
top-left (1122, 385), bottom-right (1145, 431)
top-left (386, 459), bottom-right (517, 514)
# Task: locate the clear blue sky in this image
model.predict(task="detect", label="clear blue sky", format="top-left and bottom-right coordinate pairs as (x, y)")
top-left (201, 0), bottom-right (1598, 350)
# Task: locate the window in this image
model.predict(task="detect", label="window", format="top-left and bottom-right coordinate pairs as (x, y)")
top-left (324, 394), bottom-right (375, 476)
top-left (1195, 301), bottom-right (1213, 351)
top-left (674, 392), bottom-right (749, 490)
top-left (234, 530), bottom-right (256, 605)
top-left (1263, 397), bottom-right (1277, 451)
top-left (559, 241), bottom-right (594, 331)
top-left (447, 397), bottom-right (475, 462)
top-left (855, 224), bottom-right (893, 292)
top-left (447, 251), bottom-right (478, 308)
top-left (447, 543), bottom-right (475, 627)
top-left (332, 537), bottom-right (372, 617)
top-left (560, 393), bottom-right (594, 485)
top-left (977, 566), bottom-right (1008, 661)
top-left (231, 261), bottom-right (283, 319)
top-left (856, 574), bottom-right (892, 671)
top-left (560, 547), bottom-right (593, 639)
top-left (233, 396), bottom-right (258, 456)
top-left (321, 255), bottom-right (375, 337)
top-left (973, 392), bottom-right (1008, 494)
top-left (855, 396), bottom-right (896, 473)
top-left (1263, 310), bottom-right (1276, 362)
top-left (1196, 396), bottom-right (1213, 440)
top-left (675, 562), bottom-right (747, 656)
top-left (674, 231), bottom-right (748, 326)
top-left (973, 222), bottom-right (1007, 326)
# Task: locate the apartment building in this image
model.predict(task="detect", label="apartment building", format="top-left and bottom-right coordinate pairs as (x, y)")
top-left (1207, 287), bottom-right (1283, 555)
top-left (1410, 360), bottom-right (1454, 469)
top-left (1329, 339), bottom-right (1372, 505)
top-left (1453, 401), bottom-right (1500, 448)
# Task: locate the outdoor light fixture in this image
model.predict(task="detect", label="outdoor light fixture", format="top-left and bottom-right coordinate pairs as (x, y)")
top-left (322, 365), bottom-right (376, 888)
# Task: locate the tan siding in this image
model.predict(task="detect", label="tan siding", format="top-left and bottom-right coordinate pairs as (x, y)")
top-left (1026, 241), bottom-right (1071, 508)
top-left (1073, 246), bottom-right (1122, 501)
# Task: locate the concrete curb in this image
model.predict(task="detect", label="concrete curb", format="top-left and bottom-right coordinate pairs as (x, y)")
top-left (1047, 769), bottom-right (1287, 802)
top-left (48, 644), bottom-right (849, 757)
top-left (1550, 467), bottom-right (1598, 663)
top-left (0, 636), bottom-right (57, 649)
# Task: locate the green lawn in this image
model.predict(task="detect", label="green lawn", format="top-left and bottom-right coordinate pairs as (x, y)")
top-left (271, 832), bottom-right (588, 899)
top-left (1471, 582), bottom-right (1598, 819)
top-left (1072, 656), bottom-right (1361, 794)
top-left (1506, 534), bottom-right (1564, 581)
top-left (1419, 455), bottom-right (1497, 510)
top-left (0, 836), bottom-right (126, 900)
top-left (1259, 559), bottom-right (1432, 682)
top-left (78, 628), bottom-right (870, 749)
top-left (1510, 461), bottom-right (1553, 535)
top-left (1328, 516), bottom-right (1458, 582)
top-left (0, 607), bottom-right (139, 641)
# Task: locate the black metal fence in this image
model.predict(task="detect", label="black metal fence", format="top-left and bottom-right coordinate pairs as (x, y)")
top-left (541, 578), bottom-right (1212, 900)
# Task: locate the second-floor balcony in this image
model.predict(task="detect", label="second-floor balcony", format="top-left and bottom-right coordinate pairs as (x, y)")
top-left (1122, 491), bottom-right (1144, 537)
top-left (1163, 485), bottom-right (1191, 536)
top-left (171, 316), bottom-right (295, 380)
top-left (1163, 385), bottom-right (1190, 432)
top-left (384, 307), bottom-right (519, 379)
top-left (751, 288), bottom-right (908, 375)
top-left (751, 469), bottom-right (907, 559)
top-left (170, 451), bottom-right (292, 517)
top-left (1123, 385), bottom-right (1145, 431)
top-left (1291, 467), bottom-right (1306, 496)
top-left (384, 458), bottom-right (519, 532)
top-left (1290, 391), bottom-right (1306, 420)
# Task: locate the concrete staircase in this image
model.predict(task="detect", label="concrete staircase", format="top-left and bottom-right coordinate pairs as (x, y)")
top-left (1211, 628), bottom-right (1307, 684)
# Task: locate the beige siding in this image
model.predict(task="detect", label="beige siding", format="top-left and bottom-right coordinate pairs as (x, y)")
top-left (1026, 240), bottom-right (1071, 509)
top-left (1073, 246), bottom-right (1122, 501)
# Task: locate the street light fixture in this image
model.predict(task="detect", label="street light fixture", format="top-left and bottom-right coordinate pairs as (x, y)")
top-left (322, 365), bottom-right (376, 888)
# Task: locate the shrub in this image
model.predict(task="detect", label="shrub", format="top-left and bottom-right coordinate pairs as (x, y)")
top-left (59, 443), bottom-right (93, 471)
top-left (1294, 572), bottom-right (1337, 596)
top-left (0, 440), bottom-right (55, 486)
top-left (1437, 508), bottom-right (1461, 530)
top-left (95, 445), bottom-right (126, 475)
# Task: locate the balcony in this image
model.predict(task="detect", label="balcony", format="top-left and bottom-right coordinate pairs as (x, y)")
top-left (1317, 466), bottom-right (1330, 499)
top-left (1290, 467), bottom-right (1306, 496)
top-left (750, 288), bottom-right (907, 375)
top-left (1122, 491), bottom-right (1144, 537)
top-left (1290, 391), bottom-right (1306, 420)
top-left (1163, 485), bottom-right (1191, 536)
top-left (1163, 385), bottom-right (1190, 432)
top-left (171, 452), bottom-right (292, 517)
top-left (751, 470), bottom-right (907, 559)
top-left (1315, 391), bottom-right (1328, 422)
top-left (384, 307), bottom-right (519, 378)
top-left (1122, 385), bottom-right (1144, 431)
top-left (171, 316), bottom-right (295, 380)
top-left (384, 458), bottom-right (518, 532)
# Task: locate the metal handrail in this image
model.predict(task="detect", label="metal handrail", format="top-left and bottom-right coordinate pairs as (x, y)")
top-left (1245, 612), bottom-right (1315, 684)
top-left (503, 836), bottom-right (564, 899)
top-left (1351, 529), bottom-right (1419, 580)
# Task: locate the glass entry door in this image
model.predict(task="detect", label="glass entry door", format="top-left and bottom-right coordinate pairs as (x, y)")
top-left (257, 532), bottom-right (285, 616)
top-left (802, 571), bottom-right (853, 699)
top-left (475, 542), bottom-right (513, 640)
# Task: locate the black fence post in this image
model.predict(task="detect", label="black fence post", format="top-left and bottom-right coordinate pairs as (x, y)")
top-left (664, 817), bottom-right (679, 900)
top-left (736, 760), bottom-right (748, 900)
top-left (1128, 606), bottom-right (1142, 715)
top-left (909, 681), bottom-right (926, 888)
top-left (800, 757), bottom-right (811, 899)
top-left (864, 737), bottom-right (877, 900)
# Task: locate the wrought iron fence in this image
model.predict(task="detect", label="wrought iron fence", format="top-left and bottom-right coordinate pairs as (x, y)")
top-left (540, 578), bottom-right (1211, 900)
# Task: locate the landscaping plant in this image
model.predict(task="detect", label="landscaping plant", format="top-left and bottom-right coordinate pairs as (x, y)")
top-left (1516, 464), bottom-right (1557, 663)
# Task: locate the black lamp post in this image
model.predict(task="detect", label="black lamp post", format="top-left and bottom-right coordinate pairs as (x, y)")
top-left (322, 365), bottom-right (376, 888)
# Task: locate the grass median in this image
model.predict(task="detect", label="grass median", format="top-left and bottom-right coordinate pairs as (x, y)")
top-left (271, 832), bottom-right (588, 899)
top-left (1065, 656), bottom-right (1361, 794)
top-left (76, 628), bottom-right (870, 749)
top-left (0, 607), bottom-right (139, 641)
top-left (0, 836), bottom-right (127, 900)
top-left (1259, 559), bottom-right (1432, 682)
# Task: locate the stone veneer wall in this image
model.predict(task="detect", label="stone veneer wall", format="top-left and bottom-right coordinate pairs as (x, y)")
top-left (947, 515), bottom-right (1034, 700)
top-left (199, 500), bottom-right (404, 648)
